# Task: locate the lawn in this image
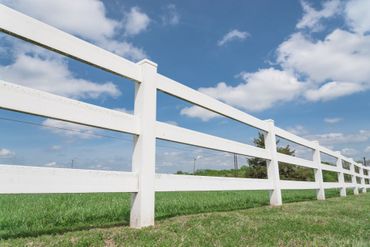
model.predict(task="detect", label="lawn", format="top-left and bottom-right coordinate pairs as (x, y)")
top-left (1, 189), bottom-right (368, 246)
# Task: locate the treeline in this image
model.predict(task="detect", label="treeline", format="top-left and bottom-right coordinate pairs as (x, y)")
top-left (176, 132), bottom-right (338, 182)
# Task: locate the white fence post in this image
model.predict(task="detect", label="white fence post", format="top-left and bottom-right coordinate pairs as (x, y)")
top-left (360, 167), bottom-right (366, 193)
top-left (336, 152), bottom-right (346, 197)
top-left (312, 141), bottom-right (325, 200)
top-left (350, 162), bottom-right (359, 195)
top-left (264, 120), bottom-right (282, 206)
top-left (130, 59), bottom-right (157, 228)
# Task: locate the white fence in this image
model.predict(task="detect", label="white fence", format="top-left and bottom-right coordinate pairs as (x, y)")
top-left (0, 4), bottom-right (369, 228)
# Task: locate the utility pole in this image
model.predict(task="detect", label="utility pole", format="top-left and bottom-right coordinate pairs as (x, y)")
top-left (364, 157), bottom-right (367, 167)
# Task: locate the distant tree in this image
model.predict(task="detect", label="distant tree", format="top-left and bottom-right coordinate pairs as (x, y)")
top-left (248, 132), bottom-right (296, 179)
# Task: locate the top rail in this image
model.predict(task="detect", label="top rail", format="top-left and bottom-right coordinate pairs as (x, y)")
top-left (0, 4), bottom-right (142, 82)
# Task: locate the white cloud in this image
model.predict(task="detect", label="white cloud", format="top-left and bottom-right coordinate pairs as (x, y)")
top-left (123, 7), bottom-right (150, 36)
top-left (0, 0), bottom-right (148, 61)
top-left (297, 0), bottom-right (341, 31)
top-left (0, 51), bottom-right (121, 99)
top-left (113, 108), bottom-right (134, 114)
top-left (162, 4), bottom-right (180, 26)
top-left (1, 0), bottom-right (118, 42)
top-left (42, 119), bottom-right (99, 139)
top-left (365, 146), bottom-right (370, 153)
top-left (182, 68), bottom-right (303, 118)
top-left (341, 147), bottom-right (358, 156)
top-left (306, 130), bottom-right (370, 147)
top-left (345, 0), bottom-right (370, 34)
top-left (0, 148), bottom-right (14, 157)
top-left (324, 117), bottom-right (342, 124)
top-left (277, 30), bottom-right (370, 85)
top-left (180, 106), bottom-right (220, 122)
top-left (217, 29), bottom-right (250, 46)
top-left (98, 39), bottom-right (147, 61)
top-left (286, 125), bottom-right (308, 136)
top-left (51, 145), bottom-right (62, 151)
top-left (305, 81), bottom-right (366, 102)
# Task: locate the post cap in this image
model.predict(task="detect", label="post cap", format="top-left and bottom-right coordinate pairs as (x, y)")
top-left (137, 59), bottom-right (158, 68)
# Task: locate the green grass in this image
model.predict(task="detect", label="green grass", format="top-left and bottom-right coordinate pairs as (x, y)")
top-left (0, 191), bottom-right (368, 246)
top-left (0, 189), bottom-right (342, 240)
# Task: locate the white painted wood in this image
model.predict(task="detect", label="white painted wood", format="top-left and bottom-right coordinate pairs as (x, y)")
top-left (276, 153), bottom-right (317, 169)
top-left (130, 60), bottom-right (157, 228)
top-left (264, 120), bottom-right (282, 206)
top-left (156, 122), bottom-right (271, 160)
top-left (321, 164), bottom-right (341, 173)
top-left (0, 165), bottom-right (138, 193)
top-left (323, 182), bottom-right (342, 189)
top-left (350, 163), bottom-right (359, 195)
top-left (0, 4), bottom-right (369, 229)
top-left (0, 4), bottom-right (142, 82)
top-left (280, 180), bottom-right (319, 190)
top-left (313, 141), bottom-right (325, 200)
top-left (155, 174), bottom-right (273, 191)
top-left (156, 73), bottom-right (269, 131)
top-left (0, 80), bottom-right (139, 134)
top-left (359, 167), bottom-right (366, 193)
top-left (336, 154), bottom-right (347, 197)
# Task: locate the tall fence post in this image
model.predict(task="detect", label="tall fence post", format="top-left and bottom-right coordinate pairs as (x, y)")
top-left (130, 59), bottom-right (157, 228)
top-left (312, 141), bottom-right (325, 200)
top-left (350, 162), bottom-right (359, 195)
top-left (336, 152), bottom-right (346, 197)
top-left (360, 167), bottom-right (366, 193)
top-left (264, 120), bottom-right (282, 206)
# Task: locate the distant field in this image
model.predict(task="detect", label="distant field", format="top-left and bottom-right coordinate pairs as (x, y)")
top-left (0, 189), bottom-right (343, 240)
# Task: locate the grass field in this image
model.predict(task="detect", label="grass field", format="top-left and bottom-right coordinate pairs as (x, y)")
top-left (1, 189), bottom-right (367, 246)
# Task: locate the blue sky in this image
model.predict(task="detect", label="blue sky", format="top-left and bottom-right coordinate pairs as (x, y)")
top-left (0, 0), bottom-right (370, 172)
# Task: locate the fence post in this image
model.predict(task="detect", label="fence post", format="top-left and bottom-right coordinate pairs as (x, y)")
top-left (336, 152), bottom-right (346, 197)
top-left (264, 120), bottom-right (282, 206)
top-left (130, 59), bottom-right (157, 228)
top-left (360, 167), bottom-right (366, 193)
top-left (350, 162), bottom-right (359, 195)
top-left (312, 141), bottom-right (325, 200)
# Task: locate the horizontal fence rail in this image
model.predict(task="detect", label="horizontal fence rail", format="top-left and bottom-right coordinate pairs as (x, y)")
top-left (0, 4), bottom-right (369, 228)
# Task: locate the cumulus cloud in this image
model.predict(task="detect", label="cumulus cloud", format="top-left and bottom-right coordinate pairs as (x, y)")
top-left (277, 30), bottom-right (370, 85)
top-left (0, 148), bottom-right (14, 157)
top-left (181, 68), bottom-right (303, 120)
top-left (296, 0), bottom-right (341, 31)
top-left (324, 117), bottom-right (342, 124)
top-left (365, 146), bottom-right (370, 153)
top-left (217, 29), bottom-right (250, 46)
top-left (123, 7), bottom-right (150, 36)
top-left (0, 0), bottom-right (148, 61)
top-left (42, 119), bottom-right (99, 139)
top-left (345, 0), bottom-right (370, 34)
top-left (0, 51), bottom-right (121, 99)
top-left (306, 130), bottom-right (370, 147)
top-left (180, 106), bottom-right (220, 122)
top-left (305, 81), bottom-right (366, 102)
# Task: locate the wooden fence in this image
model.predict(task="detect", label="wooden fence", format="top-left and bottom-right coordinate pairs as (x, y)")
top-left (0, 4), bottom-right (369, 228)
